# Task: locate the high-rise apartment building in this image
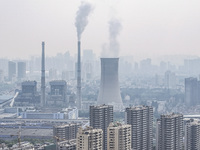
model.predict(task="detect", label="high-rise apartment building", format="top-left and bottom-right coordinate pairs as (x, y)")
top-left (107, 122), bottom-right (131, 150)
top-left (76, 126), bottom-right (103, 150)
top-left (184, 119), bottom-right (200, 150)
top-left (125, 105), bottom-right (153, 150)
top-left (8, 61), bottom-right (16, 81)
top-left (156, 113), bottom-right (183, 150)
top-left (53, 124), bottom-right (80, 141)
top-left (17, 61), bottom-right (26, 79)
top-left (90, 104), bottom-right (113, 150)
top-left (185, 77), bottom-right (200, 106)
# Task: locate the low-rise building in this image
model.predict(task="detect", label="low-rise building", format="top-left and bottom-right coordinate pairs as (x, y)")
top-left (57, 140), bottom-right (76, 150)
top-left (53, 124), bottom-right (80, 142)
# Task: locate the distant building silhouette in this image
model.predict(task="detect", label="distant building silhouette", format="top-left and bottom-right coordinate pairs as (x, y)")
top-left (82, 49), bottom-right (95, 81)
top-left (185, 77), bottom-right (200, 106)
top-left (0, 70), bottom-right (4, 82)
top-left (8, 61), bottom-right (16, 81)
top-left (164, 71), bottom-right (176, 89)
top-left (49, 69), bottom-right (57, 80)
top-left (125, 105), bottom-right (153, 150)
top-left (90, 104), bottom-right (113, 150)
top-left (17, 61), bottom-right (26, 79)
top-left (140, 58), bottom-right (152, 75)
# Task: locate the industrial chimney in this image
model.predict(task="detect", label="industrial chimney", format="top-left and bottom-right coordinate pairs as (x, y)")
top-left (77, 41), bottom-right (82, 109)
top-left (97, 58), bottom-right (123, 110)
top-left (41, 41), bottom-right (46, 107)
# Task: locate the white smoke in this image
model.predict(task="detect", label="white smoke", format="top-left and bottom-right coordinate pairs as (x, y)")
top-left (75, 1), bottom-right (93, 41)
top-left (102, 18), bottom-right (122, 57)
top-left (109, 18), bottom-right (122, 57)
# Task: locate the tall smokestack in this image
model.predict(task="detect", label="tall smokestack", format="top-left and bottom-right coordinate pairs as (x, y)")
top-left (41, 41), bottom-right (46, 107)
top-left (75, 2), bottom-right (92, 109)
top-left (97, 58), bottom-right (123, 110)
top-left (77, 41), bottom-right (81, 109)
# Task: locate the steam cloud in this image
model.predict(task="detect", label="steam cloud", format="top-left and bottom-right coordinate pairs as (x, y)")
top-left (102, 18), bottom-right (122, 57)
top-left (75, 2), bottom-right (93, 41)
top-left (109, 18), bottom-right (122, 57)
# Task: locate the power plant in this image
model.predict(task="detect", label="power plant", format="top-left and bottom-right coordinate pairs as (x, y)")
top-left (97, 58), bottom-right (123, 110)
top-left (41, 41), bottom-right (46, 107)
top-left (77, 41), bottom-right (82, 109)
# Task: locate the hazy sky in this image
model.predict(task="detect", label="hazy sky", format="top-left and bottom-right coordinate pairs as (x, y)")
top-left (0, 0), bottom-right (200, 59)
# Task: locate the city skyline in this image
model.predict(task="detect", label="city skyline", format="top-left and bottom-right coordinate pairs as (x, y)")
top-left (1, 0), bottom-right (200, 59)
top-left (1, 1), bottom-right (200, 149)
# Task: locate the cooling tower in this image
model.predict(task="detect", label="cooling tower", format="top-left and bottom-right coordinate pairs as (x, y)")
top-left (97, 58), bottom-right (123, 110)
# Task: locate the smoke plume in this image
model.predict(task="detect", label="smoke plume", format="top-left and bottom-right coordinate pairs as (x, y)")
top-left (102, 18), bottom-right (122, 57)
top-left (75, 1), bottom-right (93, 41)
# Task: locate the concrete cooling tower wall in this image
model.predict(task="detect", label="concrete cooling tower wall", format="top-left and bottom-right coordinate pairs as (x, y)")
top-left (97, 58), bottom-right (123, 110)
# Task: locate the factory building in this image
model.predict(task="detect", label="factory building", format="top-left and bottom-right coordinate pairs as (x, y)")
top-left (15, 81), bottom-right (40, 106)
top-left (47, 80), bottom-right (67, 107)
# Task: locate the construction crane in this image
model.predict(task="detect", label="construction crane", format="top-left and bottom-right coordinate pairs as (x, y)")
top-left (10, 126), bottom-right (21, 149)
top-left (54, 136), bottom-right (66, 150)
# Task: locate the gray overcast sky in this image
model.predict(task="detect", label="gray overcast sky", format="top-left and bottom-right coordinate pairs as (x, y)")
top-left (0, 0), bottom-right (200, 59)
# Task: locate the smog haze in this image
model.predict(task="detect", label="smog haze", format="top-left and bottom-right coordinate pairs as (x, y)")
top-left (0, 0), bottom-right (200, 59)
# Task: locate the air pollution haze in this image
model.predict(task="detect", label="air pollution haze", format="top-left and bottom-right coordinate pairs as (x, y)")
top-left (75, 1), bottom-right (93, 41)
top-left (1, 1), bottom-right (200, 58)
top-left (102, 18), bottom-right (122, 58)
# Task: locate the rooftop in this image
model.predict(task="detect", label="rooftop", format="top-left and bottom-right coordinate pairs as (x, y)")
top-left (54, 123), bottom-right (79, 128)
top-left (90, 104), bottom-right (113, 109)
top-left (126, 105), bottom-right (152, 110)
top-left (49, 80), bottom-right (67, 86)
top-left (22, 81), bottom-right (37, 86)
top-left (161, 113), bottom-right (183, 118)
top-left (108, 122), bottom-right (131, 128)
